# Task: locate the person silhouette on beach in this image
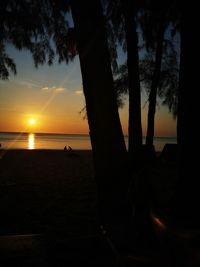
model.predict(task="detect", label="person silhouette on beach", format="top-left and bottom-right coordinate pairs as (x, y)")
top-left (64, 146), bottom-right (73, 152)
top-left (68, 146), bottom-right (72, 152)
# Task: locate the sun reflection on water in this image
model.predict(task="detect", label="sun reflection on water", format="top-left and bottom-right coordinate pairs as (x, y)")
top-left (28, 133), bottom-right (35, 149)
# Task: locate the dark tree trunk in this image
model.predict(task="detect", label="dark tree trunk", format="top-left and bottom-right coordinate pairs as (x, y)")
top-left (174, 9), bottom-right (199, 222)
top-left (122, 0), bottom-right (143, 157)
top-left (146, 20), bottom-right (165, 147)
top-left (70, 0), bottom-right (131, 226)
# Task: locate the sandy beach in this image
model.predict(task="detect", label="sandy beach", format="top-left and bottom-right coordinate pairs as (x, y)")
top-left (0, 150), bottom-right (122, 266)
top-left (0, 149), bottom-right (98, 237)
top-left (0, 149), bottom-right (178, 266)
top-left (0, 148), bottom-right (178, 235)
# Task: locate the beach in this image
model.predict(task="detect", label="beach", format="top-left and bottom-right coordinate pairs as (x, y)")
top-left (1, 149), bottom-right (129, 266)
top-left (0, 149), bottom-right (178, 266)
top-left (0, 148), bottom-right (178, 234)
top-left (0, 150), bottom-right (97, 237)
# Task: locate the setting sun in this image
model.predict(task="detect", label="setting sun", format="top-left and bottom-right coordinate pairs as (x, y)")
top-left (29, 118), bottom-right (36, 126)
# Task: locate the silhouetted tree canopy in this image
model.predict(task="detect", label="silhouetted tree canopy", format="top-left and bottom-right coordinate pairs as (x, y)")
top-left (2, 0), bottom-right (198, 256)
top-left (113, 43), bottom-right (179, 118)
top-left (108, 0), bottom-right (180, 122)
top-left (114, 64), bottom-right (128, 108)
top-left (141, 43), bottom-right (179, 118)
top-left (0, 42), bottom-right (16, 79)
top-left (0, 0), bottom-right (76, 79)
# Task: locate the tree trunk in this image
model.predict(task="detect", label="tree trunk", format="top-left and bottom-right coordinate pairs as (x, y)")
top-left (145, 20), bottom-right (165, 147)
top-left (174, 9), bottom-right (199, 222)
top-left (122, 0), bottom-right (143, 158)
top-left (70, 0), bottom-right (131, 226)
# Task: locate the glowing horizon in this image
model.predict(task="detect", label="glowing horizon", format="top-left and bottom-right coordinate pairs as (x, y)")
top-left (0, 46), bottom-right (177, 138)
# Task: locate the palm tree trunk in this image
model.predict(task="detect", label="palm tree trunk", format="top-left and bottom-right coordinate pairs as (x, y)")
top-left (146, 20), bottom-right (165, 147)
top-left (70, 0), bottom-right (131, 226)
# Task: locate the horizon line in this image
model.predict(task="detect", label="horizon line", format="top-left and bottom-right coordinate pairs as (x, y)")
top-left (0, 130), bottom-right (177, 139)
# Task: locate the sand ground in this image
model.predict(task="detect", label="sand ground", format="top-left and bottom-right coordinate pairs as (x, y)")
top-left (0, 149), bottom-right (178, 235)
top-left (0, 149), bottom-right (178, 266)
top-left (0, 150), bottom-right (97, 237)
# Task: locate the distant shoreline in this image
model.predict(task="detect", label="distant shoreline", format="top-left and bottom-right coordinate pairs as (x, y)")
top-left (0, 132), bottom-right (177, 152)
top-left (0, 131), bottom-right (177, 139)
top-left (0, 131), bottom-right (90, 136)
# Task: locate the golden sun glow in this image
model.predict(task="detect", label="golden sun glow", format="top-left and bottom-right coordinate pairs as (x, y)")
top-left (28, 133), bottom-right (35, 149)
top-left (29, 118), bottom-right (36, 126)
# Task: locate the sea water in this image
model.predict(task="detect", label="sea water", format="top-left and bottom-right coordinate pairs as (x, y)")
top-left (0, 132), bottom-right (176, 152)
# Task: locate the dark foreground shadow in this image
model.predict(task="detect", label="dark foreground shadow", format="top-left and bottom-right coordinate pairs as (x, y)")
top-left (0, 233), bottom-right (116, 267)
top-left (159, 144), bottom-right (177, 163)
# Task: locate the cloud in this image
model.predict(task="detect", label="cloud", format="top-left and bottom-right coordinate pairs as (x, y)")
top-left (75, 90), bottom-right (83, 95)
top-left (41, 86), bottom-right (66, 93)
top-left (19, 80), bottom-right (38, 88)
top-left (55, 87), bottom-right (65, 93)
top-left (41, 87), bottom-right (49, 91)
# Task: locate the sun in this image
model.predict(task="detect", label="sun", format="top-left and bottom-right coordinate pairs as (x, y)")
top-left (29, 118), bottom-right (36, 126)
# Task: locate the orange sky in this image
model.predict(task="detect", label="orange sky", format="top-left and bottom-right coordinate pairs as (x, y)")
top-left (0, 46), bottom-right (177, 137)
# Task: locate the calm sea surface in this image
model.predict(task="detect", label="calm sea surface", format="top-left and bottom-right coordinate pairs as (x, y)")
top-left (0, 132), bottom-right (177, 152)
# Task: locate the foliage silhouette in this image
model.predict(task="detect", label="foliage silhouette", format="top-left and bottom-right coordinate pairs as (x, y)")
top-left (2, 1), bottom-right (197, 263)
top-left (0, 0), bottom-right (75, 79)
top-left (104, 0), bottom-right (143, 156)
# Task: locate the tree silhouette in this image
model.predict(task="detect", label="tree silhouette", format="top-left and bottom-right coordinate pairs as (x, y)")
top-left (112, 45), bottom-right (179, 127)
top-left (140, 41), bottom-right (179, 119)
top-left (150, 6), bottom-right (200, 265)
top-left (113, 64), bottom-right (129, 108)
top-left (0, 0), bottom-right (75, 79)
top-left (104, 0), bottom-right (143, 159)
top-left (70, 0), bottom-right (132, 228)
top-left (3, 1), bottom-right (196, 257)
top-left (141, 0), bottom-right (176, 147)
top-left (0, 43), bottom-right (16, 79)
top-left (105, 0), bottom-right (178, 156)
top-left (122, 0), bottom-right (143, 158)
top-left (1, 0), bottom-right (133, 230)
top-left (174, 4), bottom-right (199, 221)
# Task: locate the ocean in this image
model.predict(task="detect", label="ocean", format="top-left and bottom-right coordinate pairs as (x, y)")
top-left (0, 132), bottom-right (177, 152)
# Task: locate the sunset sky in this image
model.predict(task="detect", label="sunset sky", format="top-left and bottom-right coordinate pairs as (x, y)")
top-left (0, 44), bottom-right (176, 137)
